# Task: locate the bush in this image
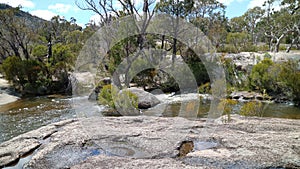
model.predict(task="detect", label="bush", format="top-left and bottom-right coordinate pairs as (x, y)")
top-left (198, 82), bottom-right (211, 94)
top-left (249, 58), bottom-right (300, 104)
top-left (249, 58), bottom-right (276, 93)
top-left (226, 32), bottom-right (250, 53)
top-left (218, 44), bottom-right (237, 53)
top-left (98, 84), bottom-right (116, 108)
top-left (263, 52), bottom-right (272, 59)
top-left (1, 56), bottom-right (24, 85)
top-left (257, 45), bottom-right (270, 52)
top-left (115, 89), bottom-right (139, 113)
top-left (218, 99), bottom-right (238, 123)
top-left (98, 85), bottom-right (138, 110)
top-left (243, 44), bottom-right (257, 52)
top-left (240, 101), bottom-right (264, 117)
top-left (278, 60), bottom-right (300, 105)
top-left (1, 56), bottom-right (44, 88)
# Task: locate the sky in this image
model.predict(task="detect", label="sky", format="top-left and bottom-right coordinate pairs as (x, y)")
top-left (0, 0), bottom-right (267, 27)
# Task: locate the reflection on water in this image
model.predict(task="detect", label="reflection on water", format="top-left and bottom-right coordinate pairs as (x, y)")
top-left (143, 101), bottom-right (210, 118)
top-left (143, 99), bottom-right (300, 120)
top-left (262, 103), bottom-right (300, 119)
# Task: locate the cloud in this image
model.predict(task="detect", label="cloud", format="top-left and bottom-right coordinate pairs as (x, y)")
top-left (247, 0), bottom-right (281, 10)
top-left (217, 0), bottom-right (235, 6)
top-left (30, 10), bottom-right (57, 21)
top-left (48, 3), bottom-right (72, 13)
top-left (247, 0), bottom-right (265, 9)
top-left (0, 0), bottom-right (35, 8)
top-left (89, 14), bottom-right (101, 25)
top-left (216, 0), bottom-right (246, 6)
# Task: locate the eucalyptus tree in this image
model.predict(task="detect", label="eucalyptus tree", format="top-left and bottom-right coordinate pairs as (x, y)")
top-left (189, 0), bottom-right (227, 49)
top-left (281, 0), bottom-right (300, 52)
top-left (261, 0), bottom-right (300, 52)
top-left (229, 16), bottom-right (246, 33)
top-left (156, 0), bottom-right (194, 67)
top-left (76, 0), bottom-right (157, 87)
top-left (243, 7), bottom-right (264, 44)
top-left (0, 7), bottom-right (34, 60)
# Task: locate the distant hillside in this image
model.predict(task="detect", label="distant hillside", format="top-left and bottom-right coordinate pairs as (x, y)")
top-left (0, 3), bottom-right (10, 10)
top-left (0, 3), bottom-right (47, 27)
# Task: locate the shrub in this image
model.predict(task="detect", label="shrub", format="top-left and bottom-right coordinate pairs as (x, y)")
top-left (218, 44), bottom-right (236, 53)
top-left (218, 99), bottom-right (238, 123)
top-left (257, 45), bottom-right (269, 52)
top-left (98, 84), bottom-right (116, 108)
top-left (249, 58), bottom-right (275, 93)
top-left (263, 52), bottom-right (272, 59)
top-left (98, 85), bottom-right (138, 111)
top-left (1, 56), bottom-right (44, 88)
top-left (198, 82), bottom-right (211, 94)
top-left (278, 60), bottom-right (300, 105)
top-left (226, 32), bottom-right (250, 53)
top-left (240, 101), bottom-right (264, 117)
top-left (115, 89), bottom-right (139, 112)
top-left (243, 44), bottom-right (257, 52)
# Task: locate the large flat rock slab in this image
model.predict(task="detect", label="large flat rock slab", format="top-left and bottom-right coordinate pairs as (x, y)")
top-left (0, 115), bottom-right (299, 168)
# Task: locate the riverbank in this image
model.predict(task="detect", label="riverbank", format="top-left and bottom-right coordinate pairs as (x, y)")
top-left (0, 115), bottom-right (299, 168)
top-left (0, 76), bottom-right (19, 106)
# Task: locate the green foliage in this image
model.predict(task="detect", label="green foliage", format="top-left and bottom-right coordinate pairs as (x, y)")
top-left (249, 58), bottom-right (275, 93)
top-left (99, 85), bottom-right (116, 108)
top-left (52, 43), bottom-right (74, 66)
top-left (226, 32), bottom-right (250, 53)
top-left (1, 56), bottom-right (48, 92)
top-left (221, 56), bottom-right (248, 91)
top-left (263, 52), bottom-right (272, 59)
top-left (1, 56), bottom-right (24, 84)
top-left (243, 44), bottom-right (257, 52)
top-left (249, 58), bottom-right (300, 104)
top-left (98, 85), bottom-right (138, 110)
top-left (278, 60), bottom-right (300, 104)
top-left (115, 89), bottom-right (139, 111)
top-left (217, 45), bottom-right (236, 53)
top-left (217, 99), bottom-right (238, 123)
top-left (240, 101), bottom-right (264, 117)
top-left (188, 62), bottom-right (209, 86)
top-left (32, 45), bottom-right (47, 59)
top-left (257, 45), bottom-right (270, 52)
top-left (198, 82), bottom-right (211, 94)
top-left (0, 7), bottom-right (90, 95)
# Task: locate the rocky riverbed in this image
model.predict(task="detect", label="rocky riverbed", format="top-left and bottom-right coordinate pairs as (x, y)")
top-left (0, 115), bottom-right (299, 169)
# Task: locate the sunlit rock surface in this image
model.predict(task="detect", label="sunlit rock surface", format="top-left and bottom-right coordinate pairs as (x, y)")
top-left (0, 115), bottom-right (299, 169)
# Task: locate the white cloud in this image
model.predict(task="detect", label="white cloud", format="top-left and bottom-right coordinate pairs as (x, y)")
top-left (217, 0), bottom-right (235, 6)
top-left (48, 3), bottom-right (72, 13)
top-left (89, 14), bottom-right (101, 25)
top-left (247, 0), bottom-right (265, 9)
top-left (30, 10), bottom-right (57, 21)
top-left (247, 0), bottom-right (281, 10)
top-left (77, 22), bottom-right (85, 28)
top-left (0, 0), bottom-right (35, 8)
top-left (217, 0), bottom-right (246, 6)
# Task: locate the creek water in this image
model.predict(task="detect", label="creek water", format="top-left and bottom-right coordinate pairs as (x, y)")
top-left (0, 94), bottom-right (299, 144)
